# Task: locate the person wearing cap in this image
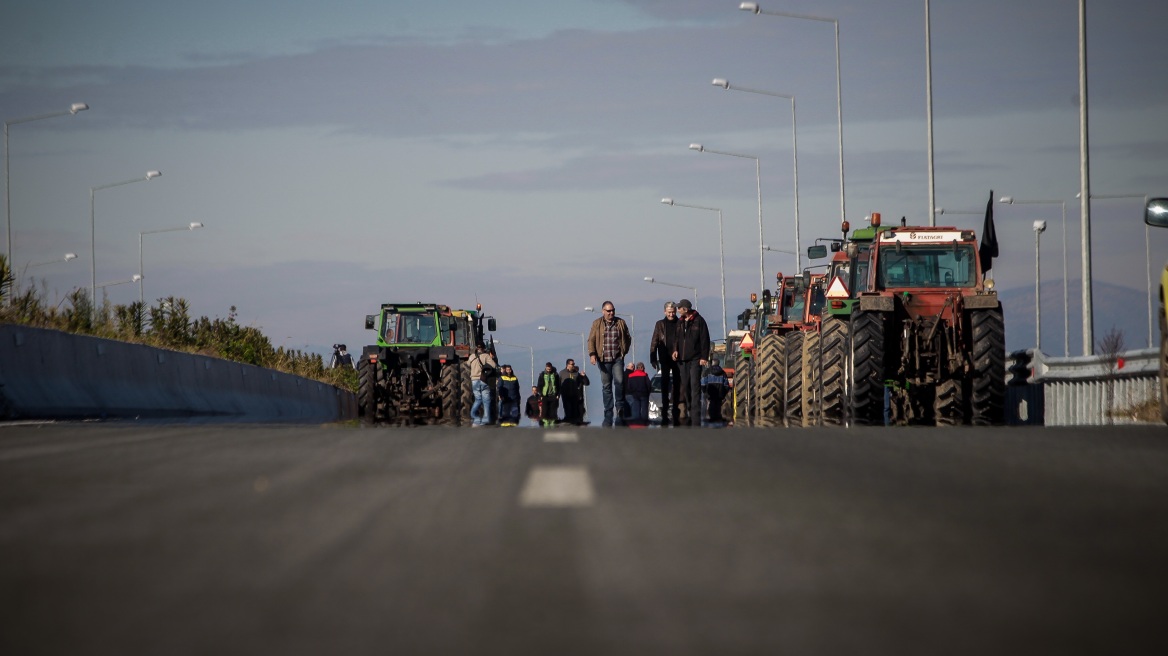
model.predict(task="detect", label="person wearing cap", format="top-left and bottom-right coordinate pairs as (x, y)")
top-left (587, 301), bottom-right (633, 427)
top-left (649, 301), bottom-right (680, 425)
top-left (671, 299), bottom-right (710, 427)
top-left (536, 361), bottom-right (561, 427)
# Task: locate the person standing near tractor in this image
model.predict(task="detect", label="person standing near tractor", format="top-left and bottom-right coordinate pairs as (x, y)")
top-left (536, 362), bottom-right (561, 427)
top-left (672, 299), bottom-right (710, 427)
top-left (468, 345), bottom-right (498, 427)
top-left (558, 358), bottom-right (590, 425)
top-left (497, 364), bottom-right (521, 427)
top-left (649, 301), bottom-right (679, 425)
top-left (587, 301), bottom-right (632, 427)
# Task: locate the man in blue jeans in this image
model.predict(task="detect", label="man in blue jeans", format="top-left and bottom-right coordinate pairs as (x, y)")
top-left (587, 301), bottom-right (632, 427)
top-left (468, 345), bottom-right (498, 426)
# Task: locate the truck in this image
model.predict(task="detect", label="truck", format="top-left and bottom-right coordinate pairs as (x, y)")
top-left (1145, 198), bottom-right (1168, 424)
top-left (841, 217), bottom-right (1005, 426)
top-left (357, 302), bottom-right (496, 426)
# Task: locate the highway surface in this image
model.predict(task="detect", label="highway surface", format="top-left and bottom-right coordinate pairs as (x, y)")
top-left (2, 422), bottom-right (1166, 655)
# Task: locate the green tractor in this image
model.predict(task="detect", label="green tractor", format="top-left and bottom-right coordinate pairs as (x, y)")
top-left (357, 303), bottom-right (496, 426)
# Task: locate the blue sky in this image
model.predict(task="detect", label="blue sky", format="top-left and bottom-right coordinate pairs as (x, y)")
top-left (3, 0), bottom-right (1166, 362)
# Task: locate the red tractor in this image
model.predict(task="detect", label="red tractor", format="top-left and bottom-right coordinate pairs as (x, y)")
top-left (848, 219), bottom-right (1005, 425)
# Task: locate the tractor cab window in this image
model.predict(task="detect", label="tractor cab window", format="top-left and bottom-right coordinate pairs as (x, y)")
top-left (381, 313), bottom-right (400, 343)
top-left (784, 289), bottom-right (806, 323)
top-left (877, 244), bottom-right (976, 288)
top-left (397, 313), bottom-right (437, 344)
top-left (807, 284), bottom-right (826, 318)
top-left (451, 316), bottom-right (473, 348)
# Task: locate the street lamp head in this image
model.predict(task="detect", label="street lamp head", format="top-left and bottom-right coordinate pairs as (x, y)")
top-left (661, 198), bottom-right (674, 206)
top-left (189, 222), bottom-right (204, 230)
top-left (584, 306), bottom-right (594, 312)
top-left (145, 170), bottom-right (162, 180)
top-left (1033, 220), bottom-right (1047, 233)
top-left (537, 326), bottom-right (547, 332)
top-left (689, 143), bottom-right (704, 152)
top-left (935, 208), bottom-right (946, 215)
top-left (999, 196), bottom-right (1015, 204)
top-left (64, 253), bottom-right (77, 261)
top-left (644, 277), bottom-right (654, 283)
top-left (711, 78), bottom-right (730, 89)
top-left (132, 274), bottom-right (142, 282)
top-left (739, 3), bottom-right (760, 14)
top-left (70, 103), bottom-right (89, 114)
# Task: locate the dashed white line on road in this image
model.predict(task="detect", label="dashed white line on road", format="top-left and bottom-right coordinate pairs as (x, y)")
top-left (519, 466), bottom-right (595, 507)
top-left (543, 430), bottom-right (579, 443)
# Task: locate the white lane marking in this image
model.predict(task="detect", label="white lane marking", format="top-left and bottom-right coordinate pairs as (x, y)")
top-left (543, 430), bottom-right (579, 443)
top-left (519, 466), bottom-right (595, 507)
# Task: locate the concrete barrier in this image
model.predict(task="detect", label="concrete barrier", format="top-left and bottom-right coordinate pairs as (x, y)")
top-left (0, 323), bottom-right (357, 422)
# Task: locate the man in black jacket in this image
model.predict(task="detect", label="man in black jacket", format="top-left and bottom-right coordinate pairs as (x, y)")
top-left (649, 301), bottom-right (679, 425)
top-left (671, 299), bottom-right (710, 427)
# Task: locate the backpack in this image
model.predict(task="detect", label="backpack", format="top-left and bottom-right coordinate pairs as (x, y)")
top-left (478, 355), bottom-right (497, 382)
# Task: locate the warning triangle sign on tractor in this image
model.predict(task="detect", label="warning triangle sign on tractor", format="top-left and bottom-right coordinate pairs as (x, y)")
top-left (825, 276), bottom-right (849, 299)
top-left (740, 332), bottom-right (755, 352)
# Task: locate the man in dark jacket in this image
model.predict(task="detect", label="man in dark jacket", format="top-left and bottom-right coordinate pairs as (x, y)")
top-left (524, 386), bottom-right (541, 426)
top-left (671, 299), bottom-right (710, 427)
top-left (497, 364), bottom-right (522, 427)
top-left (649, 301), bottom-right (679, 425)
top-left (558, 358), bottom-right (590, 425)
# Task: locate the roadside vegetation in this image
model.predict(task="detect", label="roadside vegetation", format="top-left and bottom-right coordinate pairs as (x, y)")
top-left (0, 254), bottom-right (358, 393)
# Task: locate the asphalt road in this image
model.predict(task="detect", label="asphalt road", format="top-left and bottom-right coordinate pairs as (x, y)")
top-left (2, 422), bottom-right (1167, 655)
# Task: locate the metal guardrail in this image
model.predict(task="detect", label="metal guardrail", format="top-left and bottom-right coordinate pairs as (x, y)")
top-left (1022, 348), bottom-right (1159, 426)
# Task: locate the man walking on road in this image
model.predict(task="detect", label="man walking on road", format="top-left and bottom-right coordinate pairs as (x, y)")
top-left (649, 301), bottom-right (679, 425)
top-left (672, 299), bottom-right (710, 427)
top-left (587, 301), bottom-right (632, 427)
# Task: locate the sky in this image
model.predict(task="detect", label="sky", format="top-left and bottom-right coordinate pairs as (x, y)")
top-left (4, 0), bottom-right (1167, 371)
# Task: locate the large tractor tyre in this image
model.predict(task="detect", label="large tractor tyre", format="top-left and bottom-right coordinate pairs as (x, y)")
top-left (460, 361), bottom-right (475, 425)
top-left (849, 310), bottom-right (887, 426)
top-left (755, 334), bottom-right (785, 421)
top-left (968, 308), bottom-right (1006, 426)
top-left (802, 330), bottom-right (822, 427)
top-left (784, 331), bottom-right (805, 427)
top-left (734, 353), bottom-right (754, 426)
top-left (358, 357), bottom-right (381, 425)
top-left (819, 316), bottom-right (848, 426)
top-left (440, 362), bottom-right (463, 426)
top-left (934, 378), bottom-right (964, 426)
top-left (1160, 308), bottom-right (1168, 425)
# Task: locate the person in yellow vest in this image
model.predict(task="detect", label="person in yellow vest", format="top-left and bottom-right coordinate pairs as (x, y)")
top-left (536, 362), bottom-right (561, 427)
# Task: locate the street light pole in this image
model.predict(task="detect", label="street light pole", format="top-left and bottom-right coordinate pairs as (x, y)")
top-left (711, 79), bottom-right (801, 271)
top-left (4, 102), bottom-right (89, 270)
top-left (139, 222), bottom-right (203, 305)
top-left (661, 198), bottom-right (727, 338)
top-left (739, 3), bottom-right (845, 224)
top-left (644, 277), bottom-right (698, 308)
top-left (1034, 220), bottom-right (1047, 352)
top-left (925, 0), bottom-right (936, 226)
top-left (1000, 196), bottom-right (1069, 356)
top-left (91, 171), bottom-right (161, 321)
top-left (689, 143), bottom-right (765, 293)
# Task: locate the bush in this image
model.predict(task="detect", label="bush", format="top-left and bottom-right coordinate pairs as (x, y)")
top-left (0, 267), bottom-right (356, 393)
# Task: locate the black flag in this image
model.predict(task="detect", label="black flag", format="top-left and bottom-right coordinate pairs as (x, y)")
top-left (978, 190), bottom-right (999, 274)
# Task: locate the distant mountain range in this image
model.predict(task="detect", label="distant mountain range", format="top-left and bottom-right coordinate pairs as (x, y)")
top-left (997, 279), bottom-right (1154, 355)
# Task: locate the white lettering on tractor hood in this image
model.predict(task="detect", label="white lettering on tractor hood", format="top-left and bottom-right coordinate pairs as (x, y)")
top-left (880, 231), bottom-right (965, 243)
